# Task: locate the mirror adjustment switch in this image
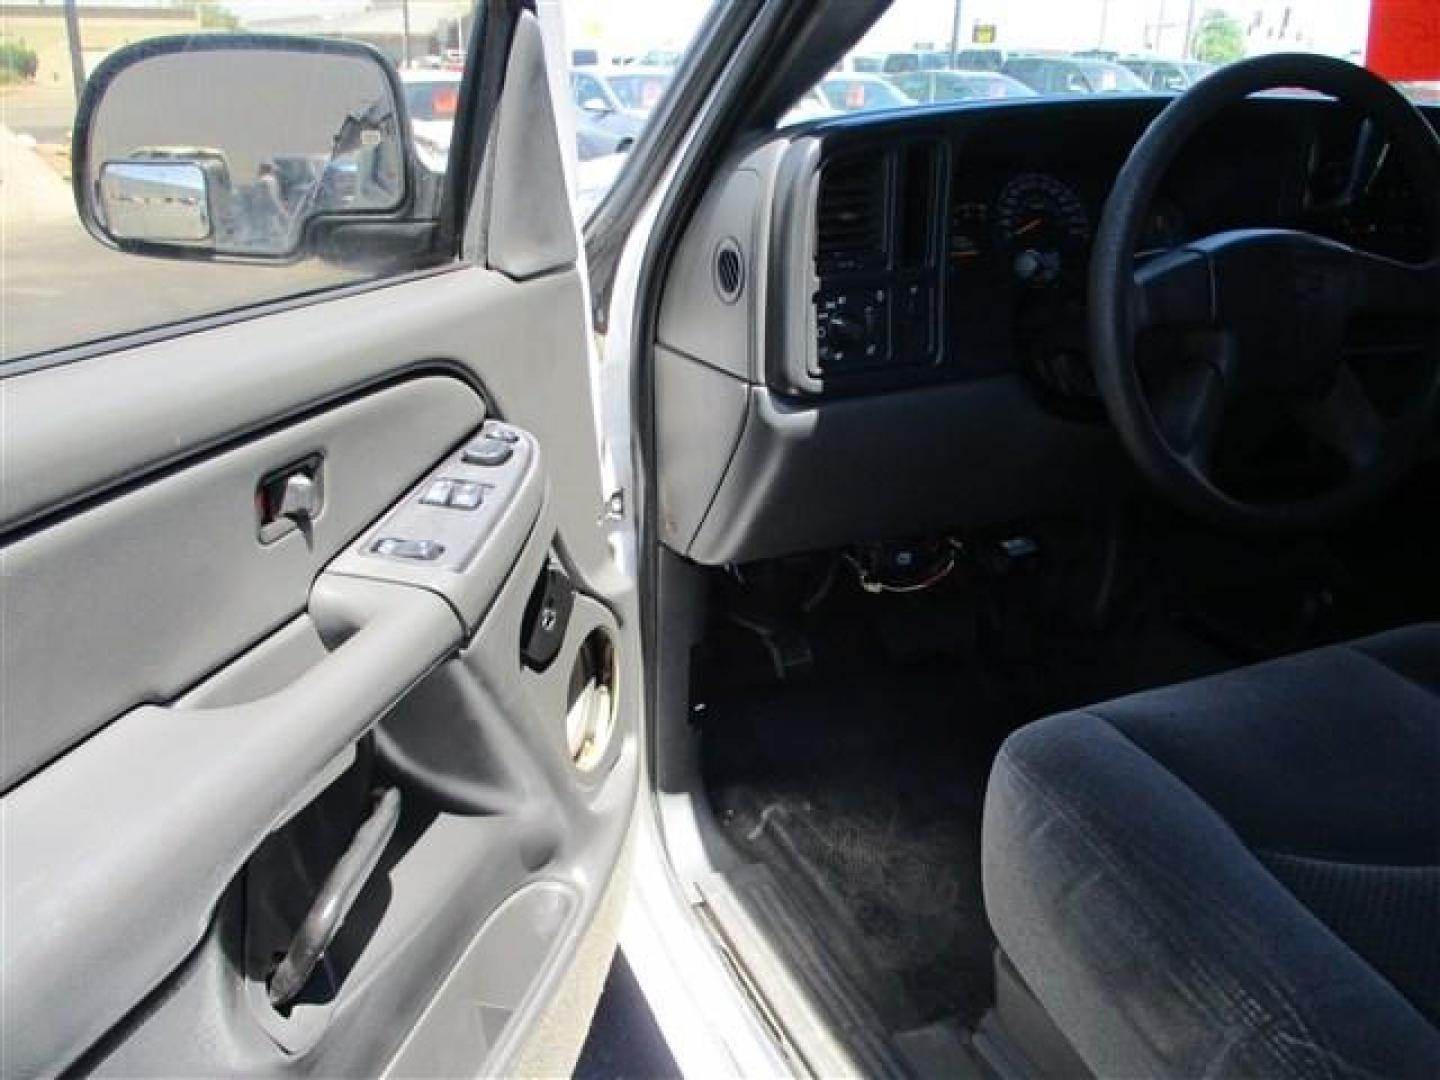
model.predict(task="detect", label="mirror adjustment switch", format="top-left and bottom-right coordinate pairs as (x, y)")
top-left (462, 439), bottom-right (513, 467)
top-left (420, 479), bottom-right (456, 506)
top-left (372, 537), bottom-right (444, 561)
top-left (447, 481), bottom-right (484, 510)
top-left (484, 425), bottom-right (521, 444)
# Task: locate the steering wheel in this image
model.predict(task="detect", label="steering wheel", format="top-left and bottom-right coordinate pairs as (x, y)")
top-left (1090, 54), bottom-right (1440, 529)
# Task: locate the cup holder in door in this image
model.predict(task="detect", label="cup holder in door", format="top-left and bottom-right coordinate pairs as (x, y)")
top-left (566, 629), bottom-right (617, 771)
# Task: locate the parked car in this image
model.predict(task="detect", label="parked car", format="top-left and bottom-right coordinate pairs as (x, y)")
top-left (818, 72), bottom-right (915, 112)
top-left (880, 49), bottom-right (952, 74)
top-left (891, 69), bottom-right (1037, 103)
top-left (571, 65), bottom-right (674, 115)
top-left (1120, 56), bottom-right (1217, 91)
top-left (951, 46), bottom-right (1009, 72)
top-left (835, 52), bottom-right (886, 73)
top-left (570, 65), bottom-right (674, 160)
top-left (400, 69), bottom-right (462, 171)
top-left (1002, 55), bottom-right (1149, 95)
top-left (782, 85), bottom-right (840, 125)
top-left (637, 47), bottom-right (683, 68)
top-left (574, 109), bottom-right (633, 160)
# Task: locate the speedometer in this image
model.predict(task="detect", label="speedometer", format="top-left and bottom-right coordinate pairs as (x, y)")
top-left (994, 173), bottom-right (1091, 286)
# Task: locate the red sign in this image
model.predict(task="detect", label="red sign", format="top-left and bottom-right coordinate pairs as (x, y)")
top-left (1366, 0), bottom-right (1439, 81)
top-left (431, 87), bottom-right (459, 119)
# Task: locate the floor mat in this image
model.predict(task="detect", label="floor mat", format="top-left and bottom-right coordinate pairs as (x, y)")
top-left (699, 572), bottom-right (1232, 1032)
top-left (701, 613), bottom-right (1016, 1028)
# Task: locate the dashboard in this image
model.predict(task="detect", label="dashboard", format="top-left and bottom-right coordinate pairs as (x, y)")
top-left (798, 98), bottom-right (1433, 403)
top-left (653, 96), bottom-right (1438, 565)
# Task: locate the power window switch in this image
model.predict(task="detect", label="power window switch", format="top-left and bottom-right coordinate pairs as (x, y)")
top-left (420, 479), bottom-right (456, 507)
top-left (372, 537), bottom-right (444, 561)
top-left (447, 481), bottom-right (484, 510)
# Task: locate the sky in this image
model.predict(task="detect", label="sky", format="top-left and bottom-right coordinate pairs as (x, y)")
top-left (59, 0), bottom-right (1372, 63)
top-left (559, 0), bottom-right (1374, 61)
top-left (561, 0), bottom-right (1370, 60)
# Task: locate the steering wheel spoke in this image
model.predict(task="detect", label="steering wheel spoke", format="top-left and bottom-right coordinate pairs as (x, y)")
top-left (1153, 354), bottom-right (1229, 476)
top-left (1133, 248), bottom-right (1215, 331)
top-left (1294, 363), bottom-right (1387, 473)
top-left (1347, 250), bottom-right (1440, 317)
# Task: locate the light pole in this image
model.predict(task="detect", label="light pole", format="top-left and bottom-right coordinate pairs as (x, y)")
top-left (400, 0), bottom-right (412, 68)
top-left (63, 0), bottom-right (85, 102)
top-left (1154, 0), bottom-right (1168, 53)
top-left (948, 0), bottom-right (964, 67)
top-left (1098, 0), bottom-right (1112, 49)
top-left (1182, 0), bottom-right (1199, 58)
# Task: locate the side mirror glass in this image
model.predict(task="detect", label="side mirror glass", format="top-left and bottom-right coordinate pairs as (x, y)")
top-left (75, 35), bottom-right (415, 261)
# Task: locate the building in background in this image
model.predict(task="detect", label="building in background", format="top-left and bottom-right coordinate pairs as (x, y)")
top-left (0, 3), bottom-right (201, 90)
top-left (245, 2), bottom-right (475, 69)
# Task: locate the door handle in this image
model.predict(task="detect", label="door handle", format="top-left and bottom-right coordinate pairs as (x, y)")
top-left (1, 577), bottom-right (461, 1076)
top-left (258, 456), bottom-right (324, 543)
top-left (268, 786), bottom-right (402, 1010)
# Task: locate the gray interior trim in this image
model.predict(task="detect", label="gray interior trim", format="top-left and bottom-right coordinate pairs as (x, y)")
top-left (504, 830), bottom-right (635, 1079)
top-left (383, 881), bottom-right (580, 1077)
top-left (178, 615), bottom-right (329, 710)
top-left (72, 495), bottom-right (636, 1078)
top-left (327, 423), bottom-right (546, 634)
top-left (666, 370), bottom-right (1128, 564)
top-left (0, 270), bottom-right (572, 541)
top-left (657, 159), bottom-right (775, 382)
top-left (1, 577), bottom-right (461, 1077)
top-left (482, 12), bottom-right (579, 280)
top-left (654, 345), bottom-right (752, 555)
top-left (0, 377), bottom-right (481, 790)
top-left (649, 131), bottom-right (1130, 564)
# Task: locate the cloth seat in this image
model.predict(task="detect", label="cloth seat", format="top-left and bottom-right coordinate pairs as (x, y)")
top-left (982, 624), bottom-right (1440, 1078)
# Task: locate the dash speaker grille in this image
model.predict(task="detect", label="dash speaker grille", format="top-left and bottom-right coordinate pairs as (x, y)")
top-left (714, 238), bottom-right (745, 303)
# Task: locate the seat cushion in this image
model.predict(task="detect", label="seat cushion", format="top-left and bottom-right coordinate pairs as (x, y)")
top-left (982, 624), bottom-right (1440, 1079)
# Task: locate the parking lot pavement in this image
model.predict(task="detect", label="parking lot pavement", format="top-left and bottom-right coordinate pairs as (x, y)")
top-left (0, 80), bottom-right (77, 145)
top-left (3, 210), bottom-right (362, 362)
top-left (1, 117), bottom-right (361, 363)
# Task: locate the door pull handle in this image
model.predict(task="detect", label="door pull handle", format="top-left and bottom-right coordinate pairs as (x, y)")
top-left (267, 785), bottom-right (401, 1009)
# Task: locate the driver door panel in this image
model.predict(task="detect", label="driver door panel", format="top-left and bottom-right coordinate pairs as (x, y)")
top-left (0, 14), bottom-right (637, 1075)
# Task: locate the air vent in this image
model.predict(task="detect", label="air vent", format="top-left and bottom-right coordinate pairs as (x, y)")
top-left (815, 153), bottom-right (888, 276)
top-left (714, 238), bottom-right (745, 303)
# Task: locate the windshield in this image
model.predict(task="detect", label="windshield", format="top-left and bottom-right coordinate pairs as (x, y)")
top-left (789, 0), bottom-right (1440, 122)
top-left (605, 72), bottom-right (674, 112)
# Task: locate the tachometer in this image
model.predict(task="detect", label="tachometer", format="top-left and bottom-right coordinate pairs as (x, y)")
top-left (995, 173), bottom-right (1091, 286)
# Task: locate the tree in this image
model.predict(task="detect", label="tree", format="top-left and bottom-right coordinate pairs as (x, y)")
top-left (0, 39), bottom-right (39, 84)
top-left (1191, 9), bottom-right (1245, 64)
top-left (198, 3), bottom-right (240, 31)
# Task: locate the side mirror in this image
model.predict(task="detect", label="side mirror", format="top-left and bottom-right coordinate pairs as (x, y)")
top-left (74, 35), bottom-right (423, 262)
top-left (581, 97), bottom-right (612, 114)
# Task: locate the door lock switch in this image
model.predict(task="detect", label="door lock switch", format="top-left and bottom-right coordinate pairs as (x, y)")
top-left (372, 537), bottom-right (444, 561)
top-left (461, 438), bottom-right (513, 467)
